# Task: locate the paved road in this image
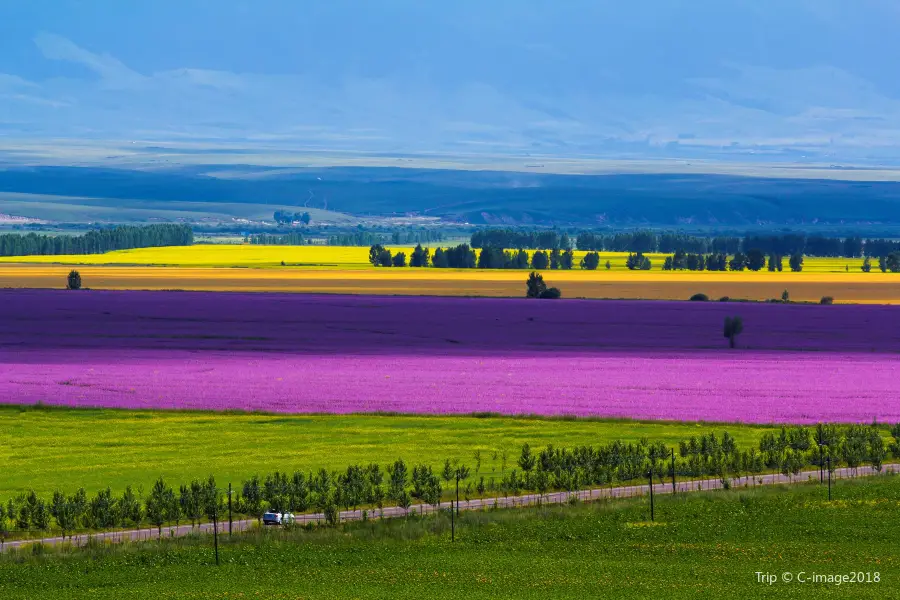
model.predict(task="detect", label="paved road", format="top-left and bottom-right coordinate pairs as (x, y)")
top-left (3, 463), bottom-right (895, 552)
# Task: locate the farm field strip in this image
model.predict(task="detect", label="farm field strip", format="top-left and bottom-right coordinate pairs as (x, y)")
top-left (0, 244), bottom-right (878, 272)
top-left (4, 463), bottom-right (894, 552)
top-left (2, 290), bottom-right (898, 428)
top-left (3, 263), bottom-right (900, 302)
top-left (0, 406), bottom-right (780, 497)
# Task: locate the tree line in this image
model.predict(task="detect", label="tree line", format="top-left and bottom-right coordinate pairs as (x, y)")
top-left (329, 229), bottom-right (445, 247)
top-left (2, 424), bottom-right (896, 540)
top-left (661, 250), bottom-right (802, 272)
top-left (370, 243), bottom-right (579, 270)
top-left (472, 228), bottom-right (900, 258)
top-left (0, 224), bottom-right (194, 257)
top-left (246, 232), bottom-right (307, 245)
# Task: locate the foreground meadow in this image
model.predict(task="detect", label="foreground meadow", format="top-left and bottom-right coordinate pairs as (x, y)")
top-left (0, 405), bottom-right (781, 497)
top-left (1, 477), bottom-right (896, 599)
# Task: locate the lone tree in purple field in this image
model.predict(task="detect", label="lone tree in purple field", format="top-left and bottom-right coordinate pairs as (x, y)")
top-left (66, 270), bottom-right (82, 290)
top-left (723, 316), bottom-right (744, 348)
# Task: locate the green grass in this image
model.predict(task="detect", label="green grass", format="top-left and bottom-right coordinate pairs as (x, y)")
top-left (1, 476), bottom-right (897, 599)
top-left (0, 405), bottom-right (783, 497)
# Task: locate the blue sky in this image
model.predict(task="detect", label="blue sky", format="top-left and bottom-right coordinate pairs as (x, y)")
top-left (1, 1), bottom-right (899, 160)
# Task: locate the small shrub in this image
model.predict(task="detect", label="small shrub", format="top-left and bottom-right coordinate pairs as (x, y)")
top-left (820, 296), bottom-right (834, 305)
top-left (718, 296), bottom-right (730, 302)
top-left (66, 270), bottom-right (82, 290)
top-left (539, 287), bottom-right (561, 299)
top-left (689, 293), bottom-right (709, 302)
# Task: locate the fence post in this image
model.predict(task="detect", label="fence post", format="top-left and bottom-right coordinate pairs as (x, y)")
top-left (671, 449), bottom-right (676, 494)
top-left (827, 456), bottom-right (832, 501)
top-left (648, 470), bottom-right (655, 522)
top-left (228, 483), bottom-right (233, 537)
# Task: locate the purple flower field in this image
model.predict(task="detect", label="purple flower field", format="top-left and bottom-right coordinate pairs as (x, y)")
top-left (1, 290), bottom-right (899, 423)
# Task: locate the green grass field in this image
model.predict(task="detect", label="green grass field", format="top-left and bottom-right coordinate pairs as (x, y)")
top-left (1, 405), bottom-right (783, 497)
top-left (1, 476), bottom-right (896, 599)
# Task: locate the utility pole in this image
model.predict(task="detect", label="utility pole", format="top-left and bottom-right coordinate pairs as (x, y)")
top-left (827, 455), bottom-right (832, 501)
top-left (228, 483), bottom-right (233, 536)
top-left (671, 449), bottom-right (677, 494)
top-left (648, 469), bottom-right (655, 522)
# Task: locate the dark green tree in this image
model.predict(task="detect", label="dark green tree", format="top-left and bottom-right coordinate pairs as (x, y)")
top-left (580, 251), bottom-right (600, 270)
top-left (67, 270), bottom-right (82, 290)
top-left (723, 316), bottom-right (744, 349)
top-left (861, 256), bottom-right (872, 272)
top-left (746, 249), bottom-right (766, 271)
top-left (409, 244), bottom-right (430, 267)
top-left (789, 253), bottom-right (804, 272)
top-left (526, 272), bottom-right (547, 298)
top-left (391, 252), bottom-right (407, 267)
top-left (531, 250), bottom-right (549, 270)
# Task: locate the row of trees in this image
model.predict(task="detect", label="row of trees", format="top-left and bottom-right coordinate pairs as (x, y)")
top-left (2, 425), bottom-right (897, 539)
top-left (369, 244), bottom-right (579, 270)
top-left (471, 230), bottom-right (572, 250)
top-left (472, 228), bottom-right (900, 258)
top-left (329, 229), bottom-right (445, 247)
top-left (369, 244), bottom-right (900, 274)
top-left (246, 232), bottom-right (307, 245)
top-left (0, 224), bottom-right (193, 257)
top-left (661, 250), bottom-right (803, 272)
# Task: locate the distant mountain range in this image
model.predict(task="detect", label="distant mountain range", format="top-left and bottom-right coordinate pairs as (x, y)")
top-left (2, 1), bottom-right (900, 163)
top-left (3, 165), bottom-right (900, 229)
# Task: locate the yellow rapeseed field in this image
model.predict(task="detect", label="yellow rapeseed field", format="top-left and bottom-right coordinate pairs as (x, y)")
top-left (0, 245), bottom-right (897, 302)
top-left (0, 244), bottom-right (871, 271)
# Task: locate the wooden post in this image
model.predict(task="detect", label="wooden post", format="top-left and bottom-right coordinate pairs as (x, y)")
top-left (671, 449), bottom-right (676, 494)
top-left (228, 483), bottom-right (233, 537)
top-left (827, 456), bottom-right (832, 501)
top-left (648, 469), bottom-right (655, 522)
top-left (451, 469), bottom-right (461, 542)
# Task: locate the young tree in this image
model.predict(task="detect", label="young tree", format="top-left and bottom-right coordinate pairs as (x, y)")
top-left (66, 270), bottom-right (82, 290)
top-left (789, 253), bottom-right (804, 272)
top-left (861, 256), bottom-right (872, 272)
top-left (560, 249), bottom-right (575, 270)
top-left (387, 459), bottom-right (408, 503)
top-left (391, 252), bottom-right (407, 267)
top-left (723, 316), bottom-right (744, 349)
top-left (119, 485), bottom-right (143, 528)
top-left (441, 459), bottom-right (454, 484)
top-left (517, 443), bottom-right (536, 473)
top-left (397, 489), bottom-right (412, 518)
top-left (879, 255), bottom-right (888, 272)
top-left (241, 476), bottom-right (263, 523)
top-left (605, 260), bottom-right (612, 270)
top-left (781, 289), bottom-right (790, 303)
top-left (146, 478), bottom-right (172, 538)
